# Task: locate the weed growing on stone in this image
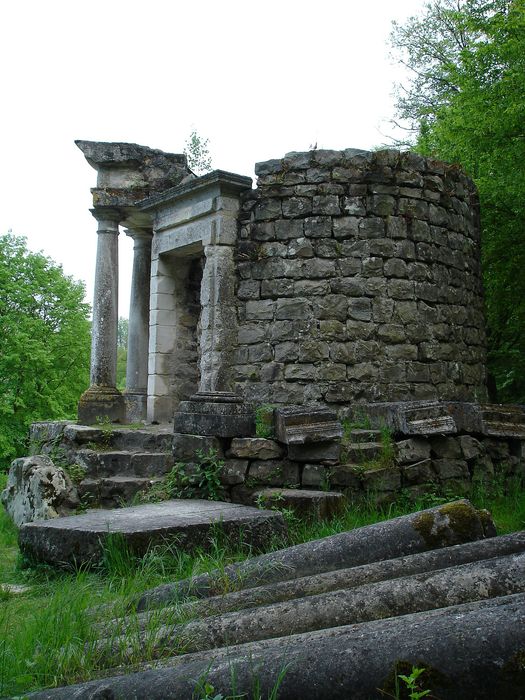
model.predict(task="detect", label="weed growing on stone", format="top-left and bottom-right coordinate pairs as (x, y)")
top-left (1, 469), bottom-right (524, 697)
top-left (255, 405), bottom-right (277, 439)
top-left (141, 449), bottom-right (224, 503)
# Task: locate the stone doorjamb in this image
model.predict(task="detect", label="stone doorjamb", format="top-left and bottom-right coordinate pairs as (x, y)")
top-left (139, 170), bottom-right (252, 423)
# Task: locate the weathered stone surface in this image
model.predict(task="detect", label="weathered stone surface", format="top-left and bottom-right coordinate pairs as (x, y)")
top-left (36, 595), bottom-right (525, 699)
top-left (247, 460), bottom-right (300, 487)
top-left (173, 399), bottom-right (255, 437)
top-left (274, 406), bottom-right (343, 444)
top-left (127, 531), bottom-right (525, 630)
top-left (287, 441), bottom-right (341, 463)
top-left (19, 500), bottom-right (286, 567)
top-left (1, 456), bottom-right (79, 527)
top-left (227, 438), bottom-right (282, 460)
top-left (396, 438), bottom-right (431, 464)
top-left (254, 488), bottom-right (344, 519)
top-left (172, 433), bottom-right (223, 461)
top-left (109, 553), bottom-right (525, 659)
top-left (134, 500), bottom-right (493, 609)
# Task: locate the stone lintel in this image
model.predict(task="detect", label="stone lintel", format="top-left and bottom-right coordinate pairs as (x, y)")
top-left (274, 406), bottom-right (342, 445)
top-left (138, 169), bottom-right (253, 212)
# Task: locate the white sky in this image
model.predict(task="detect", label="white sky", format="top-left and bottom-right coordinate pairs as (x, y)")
top-left (0, 0), bottom-right (423, 317)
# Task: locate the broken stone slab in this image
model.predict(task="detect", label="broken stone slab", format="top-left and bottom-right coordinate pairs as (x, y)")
top-left (123, 530), bottom-right (525, 631)
top-left (447, 401), bottom-right (525, 438)
top-left (274, 406), bottom-right (343, 445)
top-left (18, 500), bottom-right (286, 567)
top-left (342, 441), bottom-right (382, 462)
top-left (253, 488), bottom-right (345, 519)
top-left (351, 401), bottom-right (457, 436)
top-left (29, 421), bottom-right (74, 446)
top-left (134, 500), bottom-right (494, 610)
top-left (173, 399), bottom-right (255, 437)
top-left (106, 552), bottom-right (525, 659)
top-left (30, 594), bottom-right (525, 699)
top-left (1, 456), bottom-right (79, 527)
top-left (227, 438), bottom-right (282, 460)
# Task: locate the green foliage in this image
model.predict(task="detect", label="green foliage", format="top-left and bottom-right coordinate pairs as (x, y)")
top-left (142, 449), bottom-right (224, 503)
top-left (0, 234), bottom-right (91, 469)
top-left (395, 666), bottom-right (432, 700)
top-left (184, 129), bottom-right (213, 175)
top-left (255, 404), bottom-right (277, 438)
top-left (390, 0), bottom-right (525, 402)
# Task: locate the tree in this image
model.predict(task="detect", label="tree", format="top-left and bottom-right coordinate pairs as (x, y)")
top-left (184, 129), bottom-right (213, 175)
top-left (390, 0), bottom-right (525, 401)
top-left (0, 234), bottom-right (91, 467)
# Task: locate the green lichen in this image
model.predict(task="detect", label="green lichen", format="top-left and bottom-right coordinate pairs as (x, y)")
top-left (413, 501), bottom-right (482, 547)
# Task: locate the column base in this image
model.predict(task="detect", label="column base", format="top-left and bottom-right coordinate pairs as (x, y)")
top-left (78, 385), bottom-right (125, 425)
top-left (174, 392), bottom-right (255, 437)
top-left (124, 391), bottom-right (148, 423)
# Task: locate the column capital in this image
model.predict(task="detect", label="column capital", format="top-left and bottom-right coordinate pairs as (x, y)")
top-left (90, 207), bottom-right (122, 225)
top-left (124, 227), bottom-right (153, 243)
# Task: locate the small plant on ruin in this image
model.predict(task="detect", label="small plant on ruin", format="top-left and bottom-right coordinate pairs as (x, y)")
top-left (95, 415), bottom-right (114, 448)
top-left (141, 449), bottom-right (224, 503)
top-left (255, 404), bottom-right (277, 439)
top-left (395, 665), bottom-right (432, 700)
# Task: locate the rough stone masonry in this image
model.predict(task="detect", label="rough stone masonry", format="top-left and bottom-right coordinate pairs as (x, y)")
top-left (75, 142), bottom-right (486, 424)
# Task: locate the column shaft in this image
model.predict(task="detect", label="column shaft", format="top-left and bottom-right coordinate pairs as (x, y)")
top-left (125, 230), bottom-right (152, 401)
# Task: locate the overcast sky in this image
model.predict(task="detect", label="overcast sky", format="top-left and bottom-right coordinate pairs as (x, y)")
top-left (1, 0), bottom-right (424, 316)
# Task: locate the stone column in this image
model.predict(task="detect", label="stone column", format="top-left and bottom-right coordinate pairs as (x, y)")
top-left (78, 208), bottom-right (124, 424)
top-left (124, 228), bottom-right (152, 421)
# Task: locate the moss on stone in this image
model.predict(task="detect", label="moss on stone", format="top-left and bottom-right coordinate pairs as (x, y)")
top-left (413, 501), bottom-right (483, 547)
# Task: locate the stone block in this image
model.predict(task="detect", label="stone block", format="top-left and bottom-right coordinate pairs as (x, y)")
top-left (172, 433), bottom-right (224, 461)
top-left (274, 406), bottom-right (343, 445)
top-left (396, 438), bottom-right (431, 465)
top-left (220, 459), bottom-right (249, 486)
top-left (247, 460), bottom-right (300, 487)
top-left (301, 463), bottom-right (326, 487)
top-left (254, 488), bottom-right (345, 519)
top-left (282, 197), bottom-right (312, 218)
top-left (287, 441), bottom-right (341, 463)
top-left (330, 464), bottom-right (363, 489)
top-left (458, 435), bottom-right (484, 460)
top-left (430, 436), bottom-right (462, 459)
top-left (401, 459), bottom-right (435, 485)
top-left (433, 459), bottom-right (470, 480)
top-left (228, 438), bottom-right (283, 460)
top-left (362, 467), bottom-right (401, 492)
top-left (173, 399), bottom-right (255, 438)
top-left (1, 455), bottom-right (79, 527)
top-left (19, 500), bottom-right (286, 567)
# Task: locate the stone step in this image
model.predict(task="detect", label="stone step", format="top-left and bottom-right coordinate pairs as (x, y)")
top-left (251, 488), bottom-right (345, 519)
top-left (349, 428), bottom-right (382, 443)
top-left (76, 450), bottom-right (173, 478)
top-left (62, 424), bottom-right (173, 453)
top-left (342, 441), bottom-right (383, 462)
top-left (78, 476), bottom-right (161, 507)
top-left (19, 499), bottom-right (287, 567)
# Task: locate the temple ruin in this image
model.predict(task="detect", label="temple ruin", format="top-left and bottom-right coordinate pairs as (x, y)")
top-left (76, 140), bottom-right (488, 425)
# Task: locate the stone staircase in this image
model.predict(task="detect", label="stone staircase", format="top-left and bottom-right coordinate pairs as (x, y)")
top-left (34, 423), bottom-right (175, 509)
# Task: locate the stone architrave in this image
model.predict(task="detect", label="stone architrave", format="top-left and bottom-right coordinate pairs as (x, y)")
top-left (124, 228), bottom-right (153, 421)
top-left (78, 208), bottom-right (124, 424)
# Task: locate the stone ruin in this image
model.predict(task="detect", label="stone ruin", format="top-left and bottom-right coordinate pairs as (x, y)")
top-left (4, 141), bottom-right (525, 520)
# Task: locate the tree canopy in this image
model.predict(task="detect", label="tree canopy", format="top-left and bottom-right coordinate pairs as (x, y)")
top-left (184, 129), bottom-right (213, 175)
top-left (390, 0), bottom-right (525, 401)
top-left (0, 234), bottom-right (91, 467)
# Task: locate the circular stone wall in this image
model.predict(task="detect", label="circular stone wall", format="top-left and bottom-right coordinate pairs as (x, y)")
top-left (234, 148), bottom-right (487, 407)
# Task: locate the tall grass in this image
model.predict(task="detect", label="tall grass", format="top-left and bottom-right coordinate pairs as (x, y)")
top-left (0, 471), bottom-right (524, 697)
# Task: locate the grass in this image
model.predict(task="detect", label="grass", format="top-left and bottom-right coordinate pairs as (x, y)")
top-left (0, 470), bottom-right (524, 697)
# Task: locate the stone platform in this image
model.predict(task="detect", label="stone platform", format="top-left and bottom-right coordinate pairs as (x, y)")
top-left (19, 499), bottom-right (286, 567)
